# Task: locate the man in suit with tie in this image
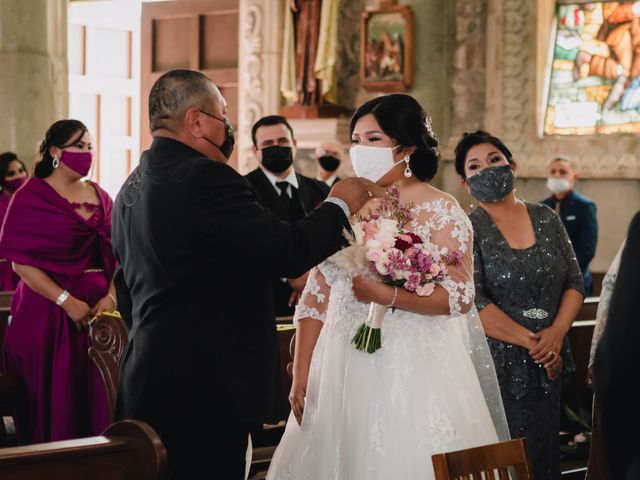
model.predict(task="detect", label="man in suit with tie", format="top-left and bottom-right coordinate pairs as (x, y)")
top-left (245, 115), bottom-right (330, 316)
top-left (541, 156), bottom-right (598, 295)
top-left (111, 70), bottom-right (381, 479)
top-left (314, 140), bottom-right (343, 187)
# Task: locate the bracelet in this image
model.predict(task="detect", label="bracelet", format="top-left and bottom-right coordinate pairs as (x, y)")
top-left (55, 290), bottom-right (70, 306)
top-left (387, 286), bottom-right (398, 308)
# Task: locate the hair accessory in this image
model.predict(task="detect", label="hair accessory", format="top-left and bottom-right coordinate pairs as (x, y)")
top-left (403, 154), bottom-right (412, 178)
top-left (424, 115), bottom-right (437, 140)
top-left (52, 156), bottom-right (60, 168)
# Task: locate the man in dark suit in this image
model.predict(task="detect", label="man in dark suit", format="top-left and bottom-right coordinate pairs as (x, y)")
top-left (111, 70), bottom-right (380, 479)
top-left (244, 115), bottom-right (330, 316)
top-left (594, 210), bottom-right (640, 480)
top-left (541, 156), bottom-right (598, 295)
top-left (314, 141), bottom-right (343, 188)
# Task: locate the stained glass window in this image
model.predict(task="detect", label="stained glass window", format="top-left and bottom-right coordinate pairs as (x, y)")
top-left (545, 1), bottom-right (640, 135)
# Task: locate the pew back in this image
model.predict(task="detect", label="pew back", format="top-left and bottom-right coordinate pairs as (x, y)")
top-left (0, 419), bottom-right (166, 480)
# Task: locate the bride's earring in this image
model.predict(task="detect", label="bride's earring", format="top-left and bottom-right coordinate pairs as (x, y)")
top-left (403, 154), bottom-right (412, 178)
top-left (52, 156), bottom-right (60, 168)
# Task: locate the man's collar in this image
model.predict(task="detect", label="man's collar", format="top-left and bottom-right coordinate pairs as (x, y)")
top-left (260, 166), bottom-right (299, 189)
top-left (317, 174), bottom-right (338, 186)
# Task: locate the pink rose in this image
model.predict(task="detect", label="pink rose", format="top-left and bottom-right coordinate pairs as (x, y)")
top-left (415, 283), bottom-right (436, 296)
top-left (366, 248), bottom-right (382, 262)
top-left (429, 264), bottom-right (441, 276)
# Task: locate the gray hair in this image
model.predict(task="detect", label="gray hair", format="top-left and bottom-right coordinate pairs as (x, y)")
top-left (149, 69), bottom-right (215, 131)
top-left (551, 155), bottom-right (573, 166)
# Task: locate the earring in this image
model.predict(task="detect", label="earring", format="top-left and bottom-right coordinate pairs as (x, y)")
top-left (403, 154), bottom-right (412, 178)
top-left (52, 156), bottom-right (59, 168)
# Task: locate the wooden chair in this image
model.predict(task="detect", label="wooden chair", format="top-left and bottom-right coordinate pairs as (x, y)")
top-left (88, 312), bottom-right (128, 422)
top-left (0, 292), bottom-right (13, 359)
top-left (0, 419), bottom-right (166, 480)
top-left (0, 291), bottom-right (14, 309)
top-left (432, 438), bottom-right (533, 480)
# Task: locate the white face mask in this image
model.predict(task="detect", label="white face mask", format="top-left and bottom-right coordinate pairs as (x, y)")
top-left (546, 177), bottom-right (571, 194)
top-left (349, 144), bottom-right (403, 182)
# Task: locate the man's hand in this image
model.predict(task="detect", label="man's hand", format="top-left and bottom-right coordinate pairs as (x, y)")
top-left (287, 272), bottom-right (309, 307)
top-left (329, 178), bottom-right (386, 215)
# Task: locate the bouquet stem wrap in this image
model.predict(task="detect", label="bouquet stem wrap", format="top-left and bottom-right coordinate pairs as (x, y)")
top-left (352, 302), bottom-right (387, 353)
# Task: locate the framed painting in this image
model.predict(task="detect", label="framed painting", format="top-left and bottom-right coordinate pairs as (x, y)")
top-left (360, 2), bottom-right (414, 92)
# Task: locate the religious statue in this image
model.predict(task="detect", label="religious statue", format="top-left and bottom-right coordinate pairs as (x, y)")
top-left (281, 0), bottom-right (347, 117)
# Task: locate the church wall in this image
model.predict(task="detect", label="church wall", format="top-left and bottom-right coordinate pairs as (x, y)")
top-left (0, 0), bottom-right (68, 166)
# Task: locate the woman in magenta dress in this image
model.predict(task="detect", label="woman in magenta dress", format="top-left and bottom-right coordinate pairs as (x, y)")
top-left (0, 120), bottom-right (115, 444)
top-left (0, 152), bottom-right (29, 291)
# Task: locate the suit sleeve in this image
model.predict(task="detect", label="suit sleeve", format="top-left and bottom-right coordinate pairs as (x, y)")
top-left (113, 263), bottom-right (133, 330)
top-left (192, 160), bottom-right (349, 278)
top-left (575, 200), bottom-right (598, 272)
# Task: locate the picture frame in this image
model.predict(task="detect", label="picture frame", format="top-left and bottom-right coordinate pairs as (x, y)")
top-left (360, 1), bottom-right (414, 92)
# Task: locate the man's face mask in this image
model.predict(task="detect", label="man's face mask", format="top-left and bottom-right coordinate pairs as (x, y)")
top-left (546, 177), bottom-right (571, 194)
top-left (318, 155), bottom-right (340, 172)
top-left (201, 110), bottom-right (235, 159)
top-left (261, 146), bottom-right (294, 174)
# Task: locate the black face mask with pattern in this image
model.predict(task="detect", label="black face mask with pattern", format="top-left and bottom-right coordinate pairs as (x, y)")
top-left (466, 165), bottom-right (514, 203)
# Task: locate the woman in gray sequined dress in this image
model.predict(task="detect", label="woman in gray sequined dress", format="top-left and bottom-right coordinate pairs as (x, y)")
top-left (454, 131), bottom-right (585, 480)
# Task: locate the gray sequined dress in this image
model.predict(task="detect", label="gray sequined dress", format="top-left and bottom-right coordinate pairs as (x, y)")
top-left (470, 202), bottom-right (585, 480)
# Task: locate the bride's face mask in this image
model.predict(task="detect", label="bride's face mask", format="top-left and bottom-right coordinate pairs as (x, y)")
top-left (350, 113), bottom-right (404, 183)
top-left (349, 144), bottom-right (403, 183)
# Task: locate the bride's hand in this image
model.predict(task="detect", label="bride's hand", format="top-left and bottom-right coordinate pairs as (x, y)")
top-left (289, 381), bottom-right (307, 425)
top-left (352, 276), bottom-right (390, 304)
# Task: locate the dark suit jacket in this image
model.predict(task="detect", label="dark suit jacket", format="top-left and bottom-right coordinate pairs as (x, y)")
top-left (541, 190), bottom-right (598, 294)
top-left (244, 168), bottom-right (329, 316)
top-left (594, 211), bottom-right (640, 479)
top-left (111, 138), bottom-right (348, 434)
top-left (244, 168), bottom-right (329, 221)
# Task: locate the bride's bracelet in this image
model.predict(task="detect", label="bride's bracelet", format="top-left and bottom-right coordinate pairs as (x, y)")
top-left (387, 286), bottom-right (398, 308)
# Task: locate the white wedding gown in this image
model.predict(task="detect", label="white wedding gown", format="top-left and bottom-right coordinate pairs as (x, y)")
top-left (267, 198), bottom-right (509, 480)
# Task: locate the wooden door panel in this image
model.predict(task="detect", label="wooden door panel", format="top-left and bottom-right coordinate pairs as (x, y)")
top-left (141, 0), bottom-right (239, 169)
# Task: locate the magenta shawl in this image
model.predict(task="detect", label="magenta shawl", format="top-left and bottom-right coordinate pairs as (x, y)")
top-left (0, 178), bottom-right (115, 283)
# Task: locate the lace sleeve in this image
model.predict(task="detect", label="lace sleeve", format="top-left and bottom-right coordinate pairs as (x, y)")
top-left (292, 267), bottom-right (331, 326)
top-left (412, 199), bottom-right (475, 317)
top-left (589, 239), bottom-right (625, 367)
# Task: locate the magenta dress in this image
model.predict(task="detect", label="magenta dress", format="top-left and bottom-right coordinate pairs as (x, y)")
top-left (0, 193), bottom-right (19, 291)
top-left (0, 178), bottom-right (115, 444)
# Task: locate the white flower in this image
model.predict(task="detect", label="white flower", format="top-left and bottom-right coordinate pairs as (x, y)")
top-left (353, 223), bottom-right (365, 245)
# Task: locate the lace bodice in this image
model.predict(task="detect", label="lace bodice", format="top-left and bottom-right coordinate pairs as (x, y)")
top-left (294, 197), bottom-right (475, 327)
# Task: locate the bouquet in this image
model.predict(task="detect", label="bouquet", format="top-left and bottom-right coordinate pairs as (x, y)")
top-left (331, 186), bottom-right (461, 354)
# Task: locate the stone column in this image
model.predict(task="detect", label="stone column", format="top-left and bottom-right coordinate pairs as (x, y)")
top-left (0, 0), bottom-right (68, 166)
top-left (237, 0), bottom-right (284, 174)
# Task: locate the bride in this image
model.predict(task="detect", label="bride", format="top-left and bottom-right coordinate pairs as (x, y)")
top-left (266, 94), bottom-right (509, 479)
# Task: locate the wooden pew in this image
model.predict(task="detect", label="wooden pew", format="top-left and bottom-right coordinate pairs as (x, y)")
top-left (88, 312), bottom-right (128, 422)
top-left (0, 291), bottom-right (13, 360)
top-left (0, 419), bottom-right (166, 480)
top-left (575, 296), bottom-right (598, 321)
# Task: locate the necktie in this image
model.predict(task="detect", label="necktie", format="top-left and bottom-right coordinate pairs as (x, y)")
top-left (276, 181), bottom-right (292, 217)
